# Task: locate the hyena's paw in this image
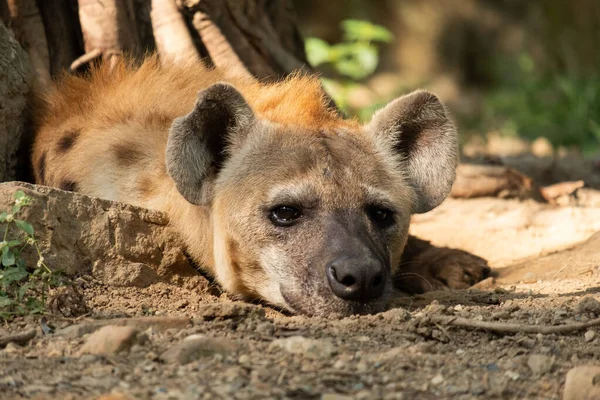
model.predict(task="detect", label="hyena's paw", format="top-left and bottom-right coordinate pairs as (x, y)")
top-left (394, 246), bottom-right (491, 294)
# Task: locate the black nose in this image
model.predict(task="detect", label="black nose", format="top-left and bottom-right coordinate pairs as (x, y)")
top-left (326, 257), bottom-right (386, 301)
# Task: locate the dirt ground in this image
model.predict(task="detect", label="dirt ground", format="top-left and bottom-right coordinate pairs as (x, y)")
top-left (1, 151), bottom-right (600, 400)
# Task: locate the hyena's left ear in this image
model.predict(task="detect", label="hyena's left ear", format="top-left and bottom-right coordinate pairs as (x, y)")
top-left (366, 90), bottom-right (458, 214)
top-left (166, 83), bottom-right (255, 205)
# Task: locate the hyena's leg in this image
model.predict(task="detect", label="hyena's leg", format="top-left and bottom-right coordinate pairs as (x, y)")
top-left (393, 235), bottom-right (491, 294)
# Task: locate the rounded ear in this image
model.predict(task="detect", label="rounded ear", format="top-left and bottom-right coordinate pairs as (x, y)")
top-left (166, 83), bottom-right (255, 205)
top-left (367, 90), bottom-right (458, 214)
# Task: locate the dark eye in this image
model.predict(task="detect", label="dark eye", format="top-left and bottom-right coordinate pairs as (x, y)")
top-left (269, 206), bottom-right (303, 226)
top-left (366, 206), bottom-right (396, 229)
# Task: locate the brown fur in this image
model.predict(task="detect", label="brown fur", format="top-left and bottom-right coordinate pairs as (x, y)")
top-left (31, 56), bottom-right (477, 316)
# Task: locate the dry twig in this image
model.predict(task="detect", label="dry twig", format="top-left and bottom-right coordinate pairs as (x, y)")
top-left (430, 315), bottom-right (600, 334)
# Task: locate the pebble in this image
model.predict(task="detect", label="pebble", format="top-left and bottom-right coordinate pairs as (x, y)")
top-left (269, 336), bottom-right (336, 360)
top-left (527, 354), bottom-right (554, 375)
top-left (563, 365), bottom-right (600, 400)
top-left (576, 296), bottom-right (600, 315)
top-left (57, 316), bottom-right (191, 339)
top-left (161, 336), bottom-right (238, 365)
top-left (430, 373), bottom-right (444, 385)
top-left (321, 394), bottom-right (353, 400)
top-left (584, 330), bottom-right (596, 342)
top-left (79, 326), bottom-right (139, 355)
top-left (505, 371), bottom-right (520, 381)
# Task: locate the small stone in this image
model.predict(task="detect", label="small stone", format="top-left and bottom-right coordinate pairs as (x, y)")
top-left (505, 371), bottom-right (520, 381)
top-left (563, 365), bottom-right (600, 400)
top-left (57, 316), bottom-right (191, 339)
top-left (521, 272), bottom-right (536, 283)
top-left (161, 336), bottom-right (238, 365)
top-left (22, 384), bottom-right (54, 395)
top-left (576, 296), bottom-right (600, 315)
top-left (431, 374), bottom-right (444, 385)
top-left (527, 354), bottom-right (554, 375)
top-left (585, 330), bottom-right (596, 342)
top-left (531, 137), bottom-right (554, 157)
top-left (79, 325), bottom-right (139, 355)
top-left (238, 354), bottom-right (251, 365)
top-left (321, 394), bottom-right (353, 400)
top-left (269, 336), bottom-right (336, 360)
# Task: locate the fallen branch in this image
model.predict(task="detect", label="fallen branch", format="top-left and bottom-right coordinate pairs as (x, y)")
top-left (429, 315), bottom-right (600, 334)
top-left (0, 328), bottom-right (36, 347)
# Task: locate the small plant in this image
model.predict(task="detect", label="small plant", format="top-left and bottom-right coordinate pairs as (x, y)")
top-left (0, 191), bottom-right (64, 319)
top-left (305, 19), bottom-right (394, 119)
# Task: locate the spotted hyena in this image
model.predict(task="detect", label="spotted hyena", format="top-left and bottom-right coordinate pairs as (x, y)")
top-left (31, 57), bottom-right (489, 316)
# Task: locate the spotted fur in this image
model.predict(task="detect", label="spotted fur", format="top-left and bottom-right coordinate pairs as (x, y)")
top-left (32, 56), bottom-right (461, 316)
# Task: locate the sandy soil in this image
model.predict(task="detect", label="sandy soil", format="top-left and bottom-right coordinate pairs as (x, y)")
top-left (1, 153), bottom-right (600, 400)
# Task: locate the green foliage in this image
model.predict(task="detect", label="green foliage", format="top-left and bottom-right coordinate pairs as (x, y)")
top-left (0, 191), bottom-right (64, 319)
top-left (306, 19), bottom-right (392, 80)
top-left (306, 19), bottom-right (393, 120)
top-left (472, 54), bottom-right (600, 154)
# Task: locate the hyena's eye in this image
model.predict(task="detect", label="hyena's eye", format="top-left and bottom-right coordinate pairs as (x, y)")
top-left (366, 205), bottom-right (396, 229)
top-left (269, 205), bottom-right (303, 226)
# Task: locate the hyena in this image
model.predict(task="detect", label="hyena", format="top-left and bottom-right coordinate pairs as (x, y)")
top-left (31, 57), bottom-right (489, 316)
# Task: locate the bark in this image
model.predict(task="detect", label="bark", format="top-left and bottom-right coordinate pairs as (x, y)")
top-left (0, 19), bottom-right (31, 183)
top-left (181, 0), bottom-right (311, 80)
top-left (6, 0), bottom-right (49, 85)
top-left (74, 0), bottom-right (141, 70)
top-left (151, 0), bottom-right (199, 64)
top-left (36, 0), bottom-right (83, 76)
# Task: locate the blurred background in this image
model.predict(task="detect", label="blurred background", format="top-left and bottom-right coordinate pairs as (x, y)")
top-left (293, 0), bottom-right (600, 159)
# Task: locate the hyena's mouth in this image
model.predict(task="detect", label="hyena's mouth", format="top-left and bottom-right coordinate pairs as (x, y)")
top-left (280, 283), bottom-right (392, 317)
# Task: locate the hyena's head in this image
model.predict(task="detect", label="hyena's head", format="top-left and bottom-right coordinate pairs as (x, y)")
top-left (166, 83), bottom-right (458, 316)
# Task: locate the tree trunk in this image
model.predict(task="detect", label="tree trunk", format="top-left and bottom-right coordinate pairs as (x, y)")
top-left (0, 19), bottom-right (31, 183)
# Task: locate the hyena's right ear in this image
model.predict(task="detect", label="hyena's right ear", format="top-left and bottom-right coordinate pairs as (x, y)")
top-left (166, 83), bottom-right (255, 205)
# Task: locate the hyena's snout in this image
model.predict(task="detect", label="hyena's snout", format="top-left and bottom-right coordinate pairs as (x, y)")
top-left (326, 255), bottom-right (387, 302)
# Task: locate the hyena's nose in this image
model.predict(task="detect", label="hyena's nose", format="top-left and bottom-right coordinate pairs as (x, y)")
top-left (326, 257), bottom-right (386, 301)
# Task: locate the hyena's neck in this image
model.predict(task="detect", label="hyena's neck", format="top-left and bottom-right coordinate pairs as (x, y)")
top-left (150, 178), bottom-right (216, 276)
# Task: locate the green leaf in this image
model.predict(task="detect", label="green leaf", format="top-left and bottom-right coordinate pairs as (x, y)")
top-left (0, 297), bottom-right (13, 308)
top-left (1, 266), bottom-right (28, 284)
top-left (7, 240), bottom-right (21, 247)
top-left (1, 250), bottom-right (15, 267)
top-left (342, 20), bottom-right (394, 43)
top-left (17, 284), bottom-right (30, 301)
top-left (0, 212), bottom-right (6, 223)
top-left (1, 245), bottom-right (7, 255)
top-left (14, 191), bottom-right (25, 200)
top-left (305, 37), bottom-right (331, 66)
top-left (14, 220), bottom-right (34, 236)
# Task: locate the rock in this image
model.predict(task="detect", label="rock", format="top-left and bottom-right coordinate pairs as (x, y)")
top-left (0, 182), bottom-right (200, 286)
top-left (79, 325), bottom-right (139, 355)
top-left (269, 336), bottom-right (336, 360)
top-left (57, 316), bottom-right (191, 338)
top-left (161, 336), bottom-right (238, 365)
top-left (0, 329), bottom-right (36, 347)
top-left (0, 20), bottom-right (32, 183)
top-left (563, 365), bottom-right (600, 400)
top-left (585, 330), bottom-right (596, 342)
top-left (576, 296), bottom-right (600, 316)
top-left (527, 354), bottom-right (554, 376)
